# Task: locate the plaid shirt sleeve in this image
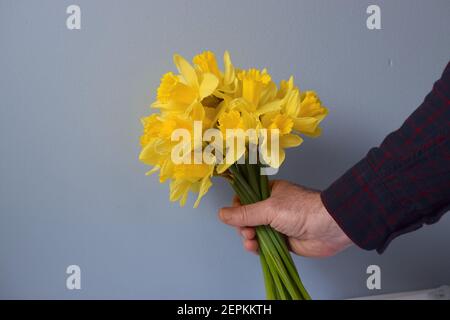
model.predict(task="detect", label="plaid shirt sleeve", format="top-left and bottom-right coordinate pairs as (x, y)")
top-left (321, 61), bottom-right (450, 254)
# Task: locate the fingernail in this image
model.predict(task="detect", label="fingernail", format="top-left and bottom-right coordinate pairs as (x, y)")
top-left (219, 209), bottom-right (231, 222)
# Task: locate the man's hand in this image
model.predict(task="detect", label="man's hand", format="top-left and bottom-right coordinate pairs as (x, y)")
top-left (218, 180), bottom-right (353, 257)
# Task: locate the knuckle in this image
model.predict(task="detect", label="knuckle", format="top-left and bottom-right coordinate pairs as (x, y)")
top-left (239, 206), bottom-right (249, 225)
top-left (263, 199), bottom-right (276, 224)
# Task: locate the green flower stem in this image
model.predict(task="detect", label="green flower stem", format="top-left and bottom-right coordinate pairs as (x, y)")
top-left (259, 252), bottom-right (277, 300)
top-left (230, 179), bottom-right (254, 208)
top-left (261, 243), bottom-right (289, 300)
top-left (229, 164), bottom-right (311, 300)
top-left (266, 227), bottom-right (311, 300)
top-left (230, 181), bottom-right (281, 299)
top-left (256, 226), bottom-right (302, 299)
top-left (246, 164), bottom-right (261, 199)
top-left (259, 173), bottom-right (311, 300)
top-left (272, 270), bottom-right (288, 299)
top-left (260, 171), bottom-right (270, 200)
top-left (265, 226), bottom-right (309, 300)
top-left (233, 171), bottom-right (302, 299)
top-left (238, 163), bottom-right (249, 181)
top-left (229, 166), bottom-right (259, 203)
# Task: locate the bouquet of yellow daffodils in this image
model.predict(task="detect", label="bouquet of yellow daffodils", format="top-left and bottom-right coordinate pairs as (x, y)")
top-left (139, 51), bottom-right (327, 300)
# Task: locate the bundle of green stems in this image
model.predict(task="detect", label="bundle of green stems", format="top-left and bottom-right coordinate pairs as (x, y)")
top-left (227, 162), bottom-right (311, 300)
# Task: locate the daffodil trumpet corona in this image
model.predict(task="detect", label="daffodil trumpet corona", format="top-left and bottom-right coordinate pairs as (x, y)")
top-left (139, 51), bottom-right (328, 299)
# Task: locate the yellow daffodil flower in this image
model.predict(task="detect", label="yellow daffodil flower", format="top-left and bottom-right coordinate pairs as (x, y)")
top-left (139, 51), bottom-right (328, 207)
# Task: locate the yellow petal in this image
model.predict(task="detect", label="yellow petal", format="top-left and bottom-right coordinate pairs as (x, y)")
top-left (216, 162), bottom-right (232, 174)
top-left (173, 54), bottom-right (199, 88)
top-left (159, 159), bottom-right (175, 183)
top-left (259, 81), bottom-right (278, 106)
top-left (256, 100), bottom-right (282, 116)
top-left (173, 163), bottom-right (213, 182)
top-left (216, 142), bottom-right (246, 173)
top-left (229, 97), bottom-right (254, 113)
top-left (278, 149), bottom-right (286, 167)
top-left (292, 117), bottom-right (320, 135)
top-left (277, 76), bottom-right (295, 100)
top-left (193, 51), bottom-right (221, 77)
top-left (145, 166), bottom-right (160, 176)
top-left (284, 89), bottom-right (300, 117)
top-left (280, 134), bottom-right (303, 148)
top-left (170, 179), bottom-right (191, 202)
top-left (218, 110), bottom-right (244, 132)
top-left (267, 148), bottom-right (285, 169)
top-left (241, 111), bottom-right (259, 132)
top-left (298, 91), bottom-right (328, 119)
top-left (223, 51), bottom-right (235, 85)
top-left (199, 73), bottom-right (219, 99)
top-left (259, 132), bottom-right (285, 169)
top-left (139, 141), bottom-right (162, 166)
top-left (180, 192), bottom-right (189, 207)
top-left (211, 98), bottom-right (230, 126)
top-left (303, 127), bottom-right (322, 138)
top-left (268, 114), bottom-right (293, 135)
top-left (238, 69), bottom-right (272, 107)
top-left (194, 176), bottom-right (212, 208)
top-left (191, 102), bottom-right (205, 121)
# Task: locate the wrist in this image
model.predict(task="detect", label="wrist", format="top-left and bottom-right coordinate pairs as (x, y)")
top-left (318, 196), bottom-right (354, 250)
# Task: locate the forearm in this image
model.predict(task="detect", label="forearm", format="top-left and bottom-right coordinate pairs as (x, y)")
top-left (321, 61), bottom-right (450, 253)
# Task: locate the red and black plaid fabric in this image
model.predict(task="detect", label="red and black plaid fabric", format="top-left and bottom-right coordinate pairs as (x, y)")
top-left (321, 61), bottom-right (450, 253)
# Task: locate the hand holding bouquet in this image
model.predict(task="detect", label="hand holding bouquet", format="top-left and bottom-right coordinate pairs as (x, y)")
top-left (139, 51), bottom-right (327, 299)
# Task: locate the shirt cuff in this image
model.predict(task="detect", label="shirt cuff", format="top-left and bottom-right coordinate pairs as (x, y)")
top-left (320, 157), bottom-right (404, 253)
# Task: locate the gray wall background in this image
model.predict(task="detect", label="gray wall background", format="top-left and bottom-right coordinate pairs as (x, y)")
top-left (0, 0), bottom-right (449, 299)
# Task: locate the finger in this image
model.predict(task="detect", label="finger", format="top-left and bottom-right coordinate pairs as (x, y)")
top-left (219, 199), bottom-right (273, 227)
top-left (236, 227), bottom-right (256, 240)
top-left (240, 227), bottom-right (256, 240)
top-left (243, 239), bottom-right (259, 254)
top-left (288, 239), bottom-right (332, 258)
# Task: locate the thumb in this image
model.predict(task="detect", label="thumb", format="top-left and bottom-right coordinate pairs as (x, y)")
top-left (218, 199), bottom-right (274, 227)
